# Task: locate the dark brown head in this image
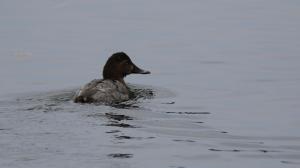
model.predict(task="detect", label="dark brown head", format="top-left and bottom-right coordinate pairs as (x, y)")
top-left (102, 52), bottom-right (150, 82)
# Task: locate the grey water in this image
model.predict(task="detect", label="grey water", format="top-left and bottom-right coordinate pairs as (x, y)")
top-left (1, 0), bottom-right (300, 168)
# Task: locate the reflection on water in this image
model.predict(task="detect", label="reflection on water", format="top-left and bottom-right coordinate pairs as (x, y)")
top-left (0, 83), bottom-right (299, 168)
top-left (107, 153), bottom-right (133, 159)
top-left (104, 122), bottom-right (139, 129)
top-left (165, 111), bottom-right (211, 114)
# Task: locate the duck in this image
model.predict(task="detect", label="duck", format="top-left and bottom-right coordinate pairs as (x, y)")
top-left (73, 52), bottom-right (150, 104)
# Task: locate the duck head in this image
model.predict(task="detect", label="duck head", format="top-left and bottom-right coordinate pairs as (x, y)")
top-left (103, 52), bottom-right (150, 83)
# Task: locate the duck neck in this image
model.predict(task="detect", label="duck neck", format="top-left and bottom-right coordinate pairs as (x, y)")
top-left (116, 78), bottom-right (126, 86)
top-left (104, 77), bottom-right (126, 86)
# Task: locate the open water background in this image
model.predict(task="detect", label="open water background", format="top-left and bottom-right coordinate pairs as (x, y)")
top-left (0, 0), bottom-right (300, 167)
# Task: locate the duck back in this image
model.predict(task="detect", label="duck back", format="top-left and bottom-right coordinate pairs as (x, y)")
top-left (74, 79), bottom-right (129, 104)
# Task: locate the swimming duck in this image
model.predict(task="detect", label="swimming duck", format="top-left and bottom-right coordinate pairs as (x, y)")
top-left (73, 52), bottom-right (150, 104)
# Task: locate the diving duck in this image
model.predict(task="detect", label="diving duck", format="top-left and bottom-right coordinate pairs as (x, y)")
top-left (73, 52), bottom-right (150, 104)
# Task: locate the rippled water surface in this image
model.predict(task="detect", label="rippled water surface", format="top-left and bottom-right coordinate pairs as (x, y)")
top-left (1, 0), bottom-right (300, 168)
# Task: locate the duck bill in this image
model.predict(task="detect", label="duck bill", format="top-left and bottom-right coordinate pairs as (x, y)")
top-left (132, 64), bottom-right (150, 74)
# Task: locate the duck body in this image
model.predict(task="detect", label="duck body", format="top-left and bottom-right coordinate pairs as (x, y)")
top-left (74, 79), bottom-right (129, 104)
top-left (73, 52), bottom-right (150, 104)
